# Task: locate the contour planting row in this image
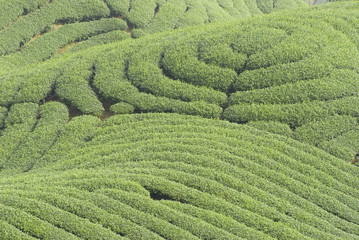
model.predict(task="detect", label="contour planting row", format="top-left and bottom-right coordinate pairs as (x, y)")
top-left (6, 18), bottom-right (128, 65)
top-left (105, 0), bottom-right (306, 35)
top-left (1, 3), bottom-right (359, 124)
top-left (0, 0), bottom-right (305, 67)
top-left (0, 112), bottom-right (358, 239)
top-left (245, 115), bottom-right (359, 161)
top-left (0, 0), bottom-right (49, 30)
top-left (0, 0), bottom-right (111, 56)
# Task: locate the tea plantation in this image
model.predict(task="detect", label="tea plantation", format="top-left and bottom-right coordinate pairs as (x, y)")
top-left (1, 0), bottom-right (359, 239)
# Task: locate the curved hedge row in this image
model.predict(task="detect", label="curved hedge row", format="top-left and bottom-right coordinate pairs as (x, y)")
top-left (224, 95), bottom-right (359, 128)
top-left (0, 0), bottom-right (110, 56)
top-left (1, 2), bottom-right (359, 122)
top-left (9, 18), bottom-right (127, 65)
top-left (0, 112), bottom-right (358, 239)
top-left (106, 0), bottom-right (306, 35)
top-left (0, 0), bottom-right (305, 70)
top-left (0, 0), bottom-right (49, 30)
top-left (2, 1), bottom-right (359, 239)
top-left (319, 128), bottom-right (359, 162)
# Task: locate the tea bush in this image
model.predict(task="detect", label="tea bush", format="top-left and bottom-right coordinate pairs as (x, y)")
top-left (0, 0), bottom-right (110, 56)
top-left (0, 0), bottom-right (49, 29)
top-left (1, 2), bottom-right (359, 239)
top-left (110, 102), bottom-right (135, 115)
top-left (0, 113), bottom-right (358, 239)
top-left (13, 18), bottom-right (127, 64)
top-left (293, 115), bottom-right (358, 146)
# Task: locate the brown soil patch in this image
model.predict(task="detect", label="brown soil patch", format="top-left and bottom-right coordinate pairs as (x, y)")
top-left (56, 42), bottom-right (76, 54)
top-left (125, 27), bottom-right (132, 37)
top-left (100, 100), bottom-right (114, 121)
top-left (29, 33), bottom-right (42, 43)
top-left (53, 24), bottom-right (63, 30)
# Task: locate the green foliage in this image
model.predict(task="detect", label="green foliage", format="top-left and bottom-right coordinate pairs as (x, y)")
top-left (0, 220), bottom-right (36, 240)
top-left (1, 113), bottom-right (358, 239)
top-left (93, 50), bottom-right (223, 118)
top-left (174, 1), bottom-right (208, 28)
top-left (2, 102), bottom-right (68, 173)
top-left (199, 43), bottom-right (247, 72)
top-left (0, 106), bottom-right (7, 128)
top-left (110, 102), bottom-right (135, 114)
top-left (293, 115), bottom-right (358, 146)
top-left (33, 115), bottom-right (101, 169)
top-left (247, 120), bottom-right (293, 137)
top-left (162, 200), bottom-right (273, 240)
top-left (224, 96), bottom-right (359, 128)
top-left (128, 55), bottom-right (227, 106)
top-left (231, 27), bottom-right (287, 55)
top-left (144, 0), bottom-right (187, 34)
top-left (319, 128), bottom-right (359, 161)
top-left (106, 0), bottom-right (130, 16)
top-left (162, 43), bottom-right (237, 92)
top-left (56, 69), bottom-right (104, 116)
top-left (0, 0), bottom-right (49, 29)
top-left (126, 0), bottom-right (157, 28)
top-left (13, 18), bottom-right (127, 64)
top-left (103, 0), bottom-right (303, 34)
top-left (0, 103), bottom-right (38, 168)
top-left (0, 0), bottom-right (110, 56)
top-left (0, 204), bottom-right (79, 239)
top-left (68, 30), bottom-right (130, 53)
top-left (230, 69), bottom-right (359, 105)
top-left (2, 2), bottom-right (359, 239)
top-left (257, 0), bottom-right (275, 13)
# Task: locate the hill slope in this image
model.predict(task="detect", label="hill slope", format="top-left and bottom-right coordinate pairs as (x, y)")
top-left (0, 0), bottom-right (306, 67)
top-left (2, 1), bottom-right (359, 239)
top-left (1, 109), bottom-right (359, 239)
top-left (1, 2), bottom-right (359, 126)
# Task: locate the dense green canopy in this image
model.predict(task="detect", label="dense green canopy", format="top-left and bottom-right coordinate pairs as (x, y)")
top-left (1, 0), bottom-right (359, 239)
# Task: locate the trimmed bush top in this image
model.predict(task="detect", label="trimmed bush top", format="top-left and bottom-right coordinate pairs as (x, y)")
top-left (1, 111), bottom-right (359, 239)
top-left (1, 1), bottom-right (359, 239)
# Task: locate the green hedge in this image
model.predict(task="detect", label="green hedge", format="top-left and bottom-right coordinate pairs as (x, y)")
top-left (144, 0), bottom-right (187, 34)
top-left (106, 0), bottom-right (130, 16)
top-left (162, 43), bottom-right (237, 92)
top-left (230, 69), bottom-right (359, 105)
top-left (319, 128), bottom-right (359, 161)
top-left (174, 1), bottom-right (208, 28)
top-left (0, 0), bottom-right (110, 56)
top-left (0, 103), bottom-right (38, 169)
top-left (33, 115), bottom-right (101, 169)
top-left (0, 106), bottom-right (7, 128)
top-left (199, 43), bottom-right (247, 72)
top-left (0, 220), bottom-right (36, 240)
top-left (68, 30), bottom-right (130, 53)
top-left (224, 96), bottom-right (359, 127)
top-left (2, 102), bottom-right (68, 173)
top-left (94, 51), bottom-right (222, 118)
top-left (56, 69), bottom-right (104, 116)
top-left (0, 203), bottom-right (79, 239)
top-left (110, 102), bottom-right (135, 114)
top-left (127, 56), bottom-right (227, 106)
top-left (0, 113), bottom-right (358, 238)
top-left (0, 0), bottom-right (49, 29)
top-left (293, 115), bottom-right (358, 146)
top-left (247, 120), bottom-right (293, 137)
top-left (0, 193), bottom-right (125, 240)
top-left (126, 0), bottom-right (157, 28)
top-left (14, 18), bottom-right (127, 64)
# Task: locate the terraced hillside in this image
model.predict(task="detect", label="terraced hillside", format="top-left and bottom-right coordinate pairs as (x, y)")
top-left (1, 0), bottom-right (359, 239)
top-left (2, 1), bottom-right (359, 157)
top-left (0, 0), bottom-right (306, 68)
top-left (1, 109), bottom-right (359, 239)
